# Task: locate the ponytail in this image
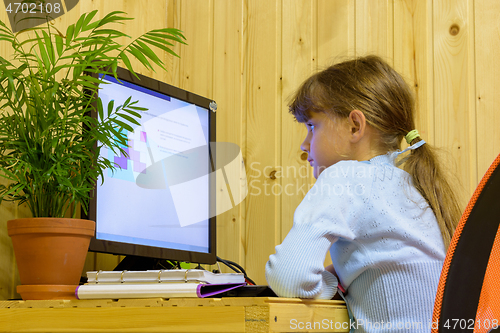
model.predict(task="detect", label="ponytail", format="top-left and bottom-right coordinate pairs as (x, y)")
top-left (402, 137), bottom-right (462, 249)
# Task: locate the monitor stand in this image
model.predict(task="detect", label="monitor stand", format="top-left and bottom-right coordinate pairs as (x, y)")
top-left (113, 255), bottom-right (177, 271)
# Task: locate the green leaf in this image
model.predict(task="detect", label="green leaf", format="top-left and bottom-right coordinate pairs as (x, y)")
top-left (0, 19), bottom-right (12, 31)
top-left (111, 60), bottom-right (118, 76)
top-left (135, 40), bottom-right (163, 66)
top-left (42, 30), bottom-right (55, 64)
top-left (118, 52), bottom-right (135, 77)
top-left (107, 100), bottom-right (115, 118)
top-left (121, 109), bottom-right (142, 118)
top-left (75, 73), bottom-right (103, 84)
top-left (82, 20), bottom-right (99, 32)
top-left (91, 29), bottom-right (129, 38)
top-left (4, 183), bottom-right (24, 197)
top-left (35, 32), bottom-right (50, 69)
top-left (0, 33), bottom-right (14, 43)
top-left (128, 106), bottom-right (148, 111)
top-left (127, 46), bottom-right (152, 70)
top-left (49, 63), bottom-right (90, 78)
top-left (116, 112), bottom-right (140, 126)
top-left (82, 10), bottom-right (98, 31)
top-left (140, 36), bottom-right (180, 58)
top-left (96, 11), bottom-right (132, 28)
top-left (142, 35), bottom-right (182, 58)
top-left (96, 105), bottom-right (104, 124)
top-left (147, 30), bottom-right (187, 44)
top-left (97, 97), bottom-right (105, 119)
top-left (54, 34), bottom-right (64, 57)
top-left (122, 96), bottom-right (132, 107)
top-left (66, 24), bottom-right (75, 46)
top-left (73, 65), bottom-right (83, 81)
top-left (50, 81), bottom-right (60, 99)
top-left (74, 13), bottom-right (87, 37)
top-left (141, 34), bottom-right (174, 47)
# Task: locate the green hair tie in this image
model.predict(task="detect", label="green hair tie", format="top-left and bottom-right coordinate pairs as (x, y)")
top-left (405, 129), bottom-right (420, 144)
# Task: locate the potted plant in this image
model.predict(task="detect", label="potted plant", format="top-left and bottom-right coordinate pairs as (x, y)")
top-left (0, 9), bottom-right (186, 299)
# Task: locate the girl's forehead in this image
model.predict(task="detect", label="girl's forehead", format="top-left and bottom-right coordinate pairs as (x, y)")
top-left (300, 109), bottom-right (323, 122)
top-left (306, 111), bottom-right (342, 124)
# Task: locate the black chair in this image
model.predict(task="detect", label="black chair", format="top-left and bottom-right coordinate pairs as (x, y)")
top-left (433, 154), bottom-right (500, 332)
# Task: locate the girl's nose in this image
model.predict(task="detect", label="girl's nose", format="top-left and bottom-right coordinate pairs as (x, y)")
top-left (300, 137), bottom-right (309, 153)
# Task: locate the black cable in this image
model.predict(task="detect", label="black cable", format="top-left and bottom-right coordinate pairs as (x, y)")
top-left (217, 256), bottom-right (256, 285)
top-left (217, 257), bottom-right (241, 273)
top-left (219, 258), bottom-right (246, 274)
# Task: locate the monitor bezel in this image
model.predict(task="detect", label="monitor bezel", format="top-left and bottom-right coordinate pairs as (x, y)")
top-left (84, 67), bottom-right (217, 265)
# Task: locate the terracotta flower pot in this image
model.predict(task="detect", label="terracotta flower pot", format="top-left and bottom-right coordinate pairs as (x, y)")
top-left (7, 218), bottom-right (95, 300)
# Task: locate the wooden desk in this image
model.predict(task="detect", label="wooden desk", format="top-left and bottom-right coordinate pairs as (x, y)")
top-left (0, 297), bottom-right (349, 332)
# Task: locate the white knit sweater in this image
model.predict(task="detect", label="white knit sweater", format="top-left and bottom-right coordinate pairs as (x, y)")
top-left (265, 154), bottom-right (445, 332)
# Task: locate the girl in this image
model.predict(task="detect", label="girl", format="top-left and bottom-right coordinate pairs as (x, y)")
top-left (265, 56), bottom-right (462, 332)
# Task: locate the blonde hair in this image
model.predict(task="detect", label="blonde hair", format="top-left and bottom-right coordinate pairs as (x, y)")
top-left (289, 55), bottom-right (461, 249)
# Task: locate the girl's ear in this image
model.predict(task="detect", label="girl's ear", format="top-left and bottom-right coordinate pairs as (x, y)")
top-left (347, 110), bottom-right (366, 143)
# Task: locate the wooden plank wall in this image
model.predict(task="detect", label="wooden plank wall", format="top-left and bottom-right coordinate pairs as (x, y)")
top-left (1, 0), bottom-right (499, 299)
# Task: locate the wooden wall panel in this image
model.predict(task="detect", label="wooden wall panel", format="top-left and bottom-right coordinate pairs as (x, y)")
top-left (281, 0), bottom-right (315, 250)
top-left (317, 0), bottom-right (355, 64)
top-left (355, 0), bottom-right (394, 60)
top-left (475, 0), bottom-right (500, 177)
top-left (0, 183), bottom-right (23, 300)
top-left (413, 0), bottom-right (435, 145)
top-left (393, 0), bottom-right (415, 80)
top-left (175, 0), bottom-right (213, 98)
top-left (212, 0), bottom-right (246, 271)
top-left (243, 0), bottom-right (281, 284)
top-left (392, 0), bottom-right (435, 146)
top-left (165, 0), bottom-right (181, 87)
top-left (0, 7), bottom-right (16, 300)
top-left (433, 0), bottom-right (476, 204)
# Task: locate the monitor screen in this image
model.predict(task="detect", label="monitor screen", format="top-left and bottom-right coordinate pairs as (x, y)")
top-left (85, 67), bottom-right (217, 267)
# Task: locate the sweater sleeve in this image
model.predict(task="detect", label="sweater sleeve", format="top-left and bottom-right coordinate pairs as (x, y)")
top-left (265, 161), bottom-right (367, 299)
top-left (265, 222), bottom-right (339, 299)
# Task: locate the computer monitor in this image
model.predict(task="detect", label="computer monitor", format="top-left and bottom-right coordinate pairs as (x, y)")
top-left (84, 67), bottom-right (217, 270)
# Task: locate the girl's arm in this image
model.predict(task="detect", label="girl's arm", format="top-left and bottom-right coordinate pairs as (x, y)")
top-left (265, 222), bottom-right (339, 299)
top-left (265, 161), bottom-right (367, 299)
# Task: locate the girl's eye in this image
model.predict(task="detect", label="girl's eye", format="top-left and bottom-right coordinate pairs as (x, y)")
top-left (307, 124), bottom-right (315, 132)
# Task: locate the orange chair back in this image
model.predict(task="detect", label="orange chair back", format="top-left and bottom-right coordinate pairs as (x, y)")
top-left (433, 154), bottom-right (500, 332)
